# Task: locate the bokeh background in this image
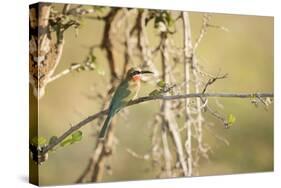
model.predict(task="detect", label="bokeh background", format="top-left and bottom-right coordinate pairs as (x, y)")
top-left (30, 4), bottom-right (273, 186)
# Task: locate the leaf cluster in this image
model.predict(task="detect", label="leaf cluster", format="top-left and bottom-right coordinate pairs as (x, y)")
top-left (149, 80), bottom-right (175, 96)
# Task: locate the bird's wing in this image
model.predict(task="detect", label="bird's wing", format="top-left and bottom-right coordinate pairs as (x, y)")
top-left (108, 81), bottom-right (131, 115)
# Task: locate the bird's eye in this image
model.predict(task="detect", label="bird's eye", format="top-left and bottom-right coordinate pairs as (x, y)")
top-left (134, 71), bottom-right (140, 75)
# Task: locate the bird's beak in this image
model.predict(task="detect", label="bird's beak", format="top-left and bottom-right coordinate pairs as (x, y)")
top-left (140, 70), bottom-right (153, 74)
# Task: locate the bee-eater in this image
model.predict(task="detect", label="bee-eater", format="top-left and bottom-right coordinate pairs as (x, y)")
top-left (99, 68), bottom-right (153, 139)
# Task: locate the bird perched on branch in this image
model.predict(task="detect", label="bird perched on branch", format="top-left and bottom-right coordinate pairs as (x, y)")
top-left (99, 68), bottom-right (153, 139)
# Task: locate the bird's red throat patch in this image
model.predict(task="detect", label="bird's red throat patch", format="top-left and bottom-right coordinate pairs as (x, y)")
top-left (132, 75), bottom-right (141, 81)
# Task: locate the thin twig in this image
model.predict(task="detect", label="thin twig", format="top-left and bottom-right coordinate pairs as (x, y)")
top-left (193, 14), bottom-right (211, 51)
top-left (202, 73), bottom-right (228, 94)
top-left (47, 63), bottom-right (81, 83)
top-left (126, 148), bottom-right (150, 160)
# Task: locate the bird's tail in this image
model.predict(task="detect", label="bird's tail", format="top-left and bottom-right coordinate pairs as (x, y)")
top-left (98, 115), bottom-right (113, 139)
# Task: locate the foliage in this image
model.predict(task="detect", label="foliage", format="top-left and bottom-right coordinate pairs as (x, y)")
top-left (149, 80), bottom-right (175, 96)
top-left (227, 114), bottom-right (236, 127)
top-left (31, 136), bottom-right (47, 148)
top-left (60, 131), bottom-right (83, 147)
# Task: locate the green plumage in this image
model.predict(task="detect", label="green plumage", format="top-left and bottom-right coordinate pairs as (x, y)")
top-left (98, 75), bottom-right (139, 139)
top-left (98, 68), bottom-right (153, 139)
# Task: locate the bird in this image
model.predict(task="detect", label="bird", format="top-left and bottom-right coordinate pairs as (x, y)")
top-left (98, 67), bottom-right (153, 139)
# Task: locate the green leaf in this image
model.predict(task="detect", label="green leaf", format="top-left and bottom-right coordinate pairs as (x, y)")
top-left (31, 136), bottom-right (47, 147)
top-left (72, 131), bottom-right (83, 142)
top-left (60, 139), bottom-right (73, 147)
top-left (157, 80), bottom-right (166, 88)
top-left (59, 131), bottom-right (83, 147)
top-left (227, 114), bottom-right (236, 126)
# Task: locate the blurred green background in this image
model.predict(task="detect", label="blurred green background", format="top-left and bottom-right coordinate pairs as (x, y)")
top-left (30, 5), bottom-right (273, 186)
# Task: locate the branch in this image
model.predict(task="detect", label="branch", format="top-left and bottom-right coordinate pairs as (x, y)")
top-left (159, 31), bottom-right (173, 177)
top-left (137, 10), bottom-right (160, 79)
top-left (126, 148), bottom-right (150, 160)
top-left (101, 9), bottom-right (120, 80)
top-left (193, 14), bottom-right (211, 51)
top-left (201, 73), bottom-right (228, 94)
top-left (122, 8), bottom-right (134, 78)
top-left (182, 11), bottom-right (193, 176)
top-left (39, 92), bottom-right (273, 155)
top-left (62, 4), bottom-right (71, 14)
top-left (47, 63), bottom-right (82, 83)
top-left (77, 9), bottom-right (121, 182)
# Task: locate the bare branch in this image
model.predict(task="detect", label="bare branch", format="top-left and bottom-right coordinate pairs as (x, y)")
top-left (39, 92), bottom-right (273, 155)
top-left (77, 9), bottom-right (125, 182)
top-left (182, 11), bottom-right (193, 176)
top-left (122, 9), bottom-right (135, 78)
top-left (126, 148), bottom-right (150, 160)
top-left (159, 32), bottom-right (173, 177)
top-left (101, 8), bottom-right (120, 80)
top-left (137, 10), bottom-right (160, 79)
top-left (202, 73), bottom-right (228, 94)
top-left (47, 63), bottom-right (81, 83)
top-left (161, 123), bottom-right (173, 177)
top-left (193, 14), bottom-right (211, 51)
top-left (62, 4), bottom-right (71, 14)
